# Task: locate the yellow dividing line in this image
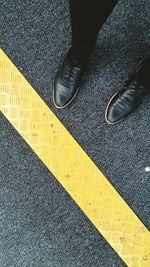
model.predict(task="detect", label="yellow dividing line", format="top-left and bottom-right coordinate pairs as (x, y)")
top-left (0, 48), bottom-right (150, 267)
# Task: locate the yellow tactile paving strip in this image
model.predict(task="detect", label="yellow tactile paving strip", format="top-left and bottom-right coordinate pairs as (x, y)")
top-left (0, 48), bottom-right (150, 267)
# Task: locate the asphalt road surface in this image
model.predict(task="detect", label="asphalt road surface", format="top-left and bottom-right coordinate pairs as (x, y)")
top-left (0, 0), bottom-right (150, 266)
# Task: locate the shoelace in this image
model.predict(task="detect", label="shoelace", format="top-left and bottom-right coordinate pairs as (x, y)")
top-left (64, 59), bottom-right (81, 81)
top-left (122, 72), bottom-right (146, 102)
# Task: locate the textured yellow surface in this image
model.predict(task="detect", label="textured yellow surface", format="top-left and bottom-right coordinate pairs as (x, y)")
top-left (0, 48), bottom-right (150, 267)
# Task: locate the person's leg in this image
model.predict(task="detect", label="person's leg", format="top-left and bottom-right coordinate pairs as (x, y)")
top-left (69, 0), bottom-right (118, 64)
top-left (137, 57), bottom-right (150, 88)
top-left (53, 0), bottom-right (118, 108)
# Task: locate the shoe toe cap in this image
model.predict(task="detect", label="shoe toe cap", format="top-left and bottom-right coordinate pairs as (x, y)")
top-left (54, 92), bottom-right (68, 108)
top-left (106, 105), bottom-right (124, 124)
top-left (106, 94), bottom-right (130, 124)
top-left (54, 83), bottom-right (72, 108)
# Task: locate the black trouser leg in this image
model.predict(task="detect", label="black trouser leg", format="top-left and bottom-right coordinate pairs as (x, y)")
top-left (69, 0), bottom-right (118, 64)
top-left (138, 57), bottom-right (150, 87)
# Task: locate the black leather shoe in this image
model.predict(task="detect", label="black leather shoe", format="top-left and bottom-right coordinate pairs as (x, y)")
top-left (53, 48), bottom-right (86, 108)
top-left (105, 58), bottom-right (150, 124)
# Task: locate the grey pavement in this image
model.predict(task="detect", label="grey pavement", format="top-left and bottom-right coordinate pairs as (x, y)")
top-left (0, 0), bottom-right (150, 266)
